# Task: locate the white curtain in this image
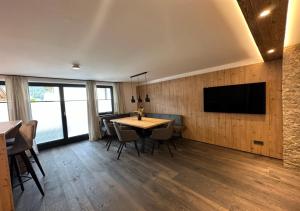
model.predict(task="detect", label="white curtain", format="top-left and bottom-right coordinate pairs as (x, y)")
top-left (6, 76), bottom-right (31, 122)
top-left (5, 75), bottom-right (39, 153)
top-left (86, 80), bottom-right (102, 140)
top-left (113, 82), bottom-right (125, 114)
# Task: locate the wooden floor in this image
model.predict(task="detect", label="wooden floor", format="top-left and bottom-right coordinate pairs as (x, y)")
top-left (13, 139), bottom-right (300, 211)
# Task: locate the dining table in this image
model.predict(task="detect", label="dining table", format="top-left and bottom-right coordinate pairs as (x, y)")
top-left (111, 116), bottom-right (171, 152)
top-left (0, 120), bottom-right (22, 211)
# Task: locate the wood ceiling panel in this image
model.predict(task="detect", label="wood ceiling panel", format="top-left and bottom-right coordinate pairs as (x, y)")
top-left (237, 0), bottom-right (289, 61)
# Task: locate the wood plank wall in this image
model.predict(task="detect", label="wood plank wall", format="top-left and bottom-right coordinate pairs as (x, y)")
top-left (138, 60), bottom-right (283, 159)
top-left (119, 82), bottom-right (138, 113)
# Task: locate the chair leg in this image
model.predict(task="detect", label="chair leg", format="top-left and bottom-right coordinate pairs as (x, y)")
top-left (151, 141), bottom-right (155, 155)
top-left (20, 152), bottom-right (44, 196)
top-left (117, 143), bottom-right (122, 153)
top-left (134, 141), bottom-right (140, 157)
top-left (166, 142), bottom-right (173, 157)
top-left (30, 149), bottom-right (45, 177)
top-left (105, 136), bottom-right (110, 146)
top-left (171, 139), bottom-right (177, 150)
top-left (117, 143), bottom-right (125, 160)
top-left (9, 157), bottom-right (14, 187)
top-left (12, 156), bottom-right (24, 191)
top-left (107, 137), bottom-right (113, 151)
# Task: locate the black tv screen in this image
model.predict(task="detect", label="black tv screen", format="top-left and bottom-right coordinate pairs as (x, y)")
top-left (204, 82), bottom-right (266, 114)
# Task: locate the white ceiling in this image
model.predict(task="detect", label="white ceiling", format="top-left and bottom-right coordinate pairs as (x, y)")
top-left (0, 0), bottom-right (263, 82)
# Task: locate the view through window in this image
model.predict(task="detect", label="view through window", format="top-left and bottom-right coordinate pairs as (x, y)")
top-left (97, 86), bottom-right (114, 114)
top-left (0, 82), bottom-right (9, 122)
top-left (29, 84), bottom-right (89, 145)
top-left (64, 86), bottom-right (88, 137)
top-left (29, 85), bottom-right (64, 144)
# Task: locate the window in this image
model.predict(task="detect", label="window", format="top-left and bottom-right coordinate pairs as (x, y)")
top-left (97, 86), bottom-right (114, 114)
top-left (29, 85), bottom-right (64, 144)
top-left (0, 81), bottom-right (9, 122)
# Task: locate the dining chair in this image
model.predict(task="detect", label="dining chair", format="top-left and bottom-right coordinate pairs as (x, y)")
top-left (113, 122), bottom-right (140, 160)
top-left (8, 123), bottom-right (44, 195)
top-left (150, 120), bottom-right (175, 157)
top-left (103, 119), bottom-right (117, 151)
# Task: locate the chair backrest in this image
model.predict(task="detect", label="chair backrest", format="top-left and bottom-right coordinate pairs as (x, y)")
top-left (165, 120), bottom-right (175, 139)
top-left (113, 122), bottom-right (123, 142)
top-left (145, 113), bottom-right (182, 126)
top-left (16, 123), bottom-right (35, 148)
top-left (150, 120), bottom-right (175, 140)
top-left (100, 113), bottom-right (131, 126)
top-left (103, 119), bottom-right (113, 136)
top-left (27, 120), bottom-right (38, 140)
top-left (7, 123), bottom-right (35, 156)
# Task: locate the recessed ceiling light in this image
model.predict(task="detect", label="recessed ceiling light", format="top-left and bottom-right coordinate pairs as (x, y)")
top-left (259, 9), bottom-right (271, 18)
top-left (72, 63), bottom-right (80, 70)
top-left (267, 49), bottom-right (275, 54)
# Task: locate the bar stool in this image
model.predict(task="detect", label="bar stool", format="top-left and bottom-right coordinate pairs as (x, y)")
top-left (7, 120), bottom-right (45, 176)
top-left (26, 120), bottom-right (45, 176)
top-left (8, 123), bottom-right (44, 196)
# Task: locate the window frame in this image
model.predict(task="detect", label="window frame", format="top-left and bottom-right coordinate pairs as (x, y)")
top-left (0, 81), bottom-right (6, 100)
top-left (0, 80), bottom-right (9, 122)
top-left (96, 85), bottom-right (114, 115)
top-left (28, 82), bottom-right (89, 150)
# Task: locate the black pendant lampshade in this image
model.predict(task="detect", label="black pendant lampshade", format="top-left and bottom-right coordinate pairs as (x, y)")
top-left (131, 96), bottom-right (136, 103)
top-left (145, 94), bottom-right (150, 102)
top-left (130, 77), bottom-right (136, 103)
top-left (144, 73), bottom-right (150, 102)
top-left (138, 95), bottom-right (143, 103)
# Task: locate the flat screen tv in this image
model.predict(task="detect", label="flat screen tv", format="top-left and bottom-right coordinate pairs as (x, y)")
top-left (203, 82), bottom-right (266, 114)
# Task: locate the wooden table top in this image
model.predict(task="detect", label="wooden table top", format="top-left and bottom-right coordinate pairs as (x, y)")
top-left (0, 120), bottom-right (22, 135)
top-left (111, 117), bottom-right (171, 129)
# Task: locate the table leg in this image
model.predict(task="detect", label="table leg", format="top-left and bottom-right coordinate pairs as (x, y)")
top-left (136, 128), bottom-right (151, 153)
top-left (140, 137), bottom-right (145, 153)
top-left (137, 129), bottom-right (148, 153)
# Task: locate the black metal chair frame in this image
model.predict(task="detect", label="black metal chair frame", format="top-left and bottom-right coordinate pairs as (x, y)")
top-left (9, 151), bottom-right (44, 196)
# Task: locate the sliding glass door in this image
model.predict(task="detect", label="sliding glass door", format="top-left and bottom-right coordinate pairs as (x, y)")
top-left (63, 86), bottom-right (88, 138)
top-left (29, 85), bottom-right (64, 144)
top-left (29, 83), bottom-right (89, 148)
